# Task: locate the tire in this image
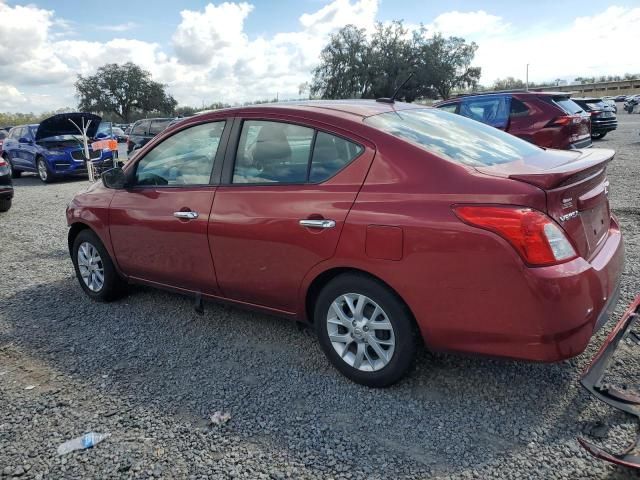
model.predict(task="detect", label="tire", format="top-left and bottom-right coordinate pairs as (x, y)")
top-left (591, 131), bottom-right (607, 140)
top-left (71, 229), bottom-right (126, 302)
top-left (37, 157), bottom-right (54, 183)
top-left (0, 198), bottom-right (11, 212)
top-left (314, 273), bottom-right (419, 387)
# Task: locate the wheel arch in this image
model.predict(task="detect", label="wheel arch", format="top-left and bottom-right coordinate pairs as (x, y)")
top-left (67, 222), bottom-right (91, 255)
top-left (304, 267), bottom-right (419, 333)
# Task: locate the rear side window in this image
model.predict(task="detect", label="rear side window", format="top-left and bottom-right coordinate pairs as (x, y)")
top-left (0, 131), bottom-right (7, 140)
top-left (150, 119), bottom-right (172, 135)
top-left (364, 108), bottom-right (541, 167)
top-left (510, 98), bottom-right (530, 118)
top-left (131, 121), bottom-right (147, 135)
top-left (310, 132), bottom-right (363, 183)
top-left (552, 97), bottom-right (584, 115)
top-left (460, 95), bottom-right (510, 128)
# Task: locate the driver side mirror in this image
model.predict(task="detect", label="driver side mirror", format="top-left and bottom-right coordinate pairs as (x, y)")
top-left (18, 137), bottom-right (32, 144)
top-left (102, 167), bottom-right (129, 189)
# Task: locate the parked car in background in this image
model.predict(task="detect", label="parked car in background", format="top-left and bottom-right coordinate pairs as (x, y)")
top-left (112, 127), bottom-right (126, 143)
top-left (624, 95), bottom-right (640, 113)
top-left (572, 98), bottom-right (617, 140)
top-left (1, 113), bottom-right (114, 183)
top-left (126, 118), bottom-right (174, 154)
top-left (0, 154), bottom-right (13, 211)
top-left (0, 129), bottom-right (8, 153)
top-left (602, 98), bottom-right (617, 113)
top-left (67, 100), bottom-right (623, 386)
top-left (434, 91), bottom-right (591, 150)
top-left (614, 95), bottom-right (627, 102)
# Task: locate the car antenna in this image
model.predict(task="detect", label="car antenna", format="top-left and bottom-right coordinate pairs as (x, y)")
top-left (376, 72), bottom-right (414, 104)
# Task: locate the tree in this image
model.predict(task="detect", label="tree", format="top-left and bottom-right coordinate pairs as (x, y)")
top-left (491, 77), bottom-right (526, 90)
top-left (75, 62), bottom-right (177, 123)
top-left (423, 34), bottom-right (481, 99)
top-left (311, 22), bottom-right (480, 101)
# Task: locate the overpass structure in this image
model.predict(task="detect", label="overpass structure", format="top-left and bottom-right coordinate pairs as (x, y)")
top-left (536, 79), bottom-right (640, 97)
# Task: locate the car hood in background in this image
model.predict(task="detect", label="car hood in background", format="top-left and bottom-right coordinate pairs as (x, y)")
top-left (35, 113), bottom-right (102, 142)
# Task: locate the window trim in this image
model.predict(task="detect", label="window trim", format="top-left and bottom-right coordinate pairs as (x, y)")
top-left (127, 119), bottom-right (231, 189)
top-left (221, 117), bottom-right (366, 187)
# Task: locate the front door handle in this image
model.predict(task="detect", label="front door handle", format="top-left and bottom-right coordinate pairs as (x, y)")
top-left (174, 211), bottom-right (199, 220)
top-left (299, 219), bottom-right (336, 229)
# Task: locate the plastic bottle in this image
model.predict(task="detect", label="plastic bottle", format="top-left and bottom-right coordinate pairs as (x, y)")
top-left (57, 432), bottom-right (110, 455)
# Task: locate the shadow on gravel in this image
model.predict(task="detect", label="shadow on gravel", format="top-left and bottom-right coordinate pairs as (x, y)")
top-left (11, 175), bottom-right (88, 188)
top-left (0, 278), bottom-right (621, 476)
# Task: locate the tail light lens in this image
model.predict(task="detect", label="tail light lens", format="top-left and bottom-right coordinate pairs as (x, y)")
top-left (453, 205), bottom-right (577, 266)
top-left (0, 158), bottom-right (7, 167)
top-left (546, 115), bottom-right (581, 127)
top-left (590, 110), bottom-right (602, 116)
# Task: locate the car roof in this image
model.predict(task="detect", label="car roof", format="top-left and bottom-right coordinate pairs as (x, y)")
top-left (191, 100), bottom-right (425, 121)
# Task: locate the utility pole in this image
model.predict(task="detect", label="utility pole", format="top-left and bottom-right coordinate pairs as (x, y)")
top-left (526, 64), bottom-right (529, 91)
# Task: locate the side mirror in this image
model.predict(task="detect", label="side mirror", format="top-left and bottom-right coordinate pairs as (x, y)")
top-left (95, 132), bottom-right (108, 139)
top-left (102, 167), bottom-right (128, 189)
top-left (18, 137), bottom-right (31, 144)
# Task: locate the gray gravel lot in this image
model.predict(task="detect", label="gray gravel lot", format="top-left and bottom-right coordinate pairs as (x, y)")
top-left (1, 116), bottom-right (639, 479)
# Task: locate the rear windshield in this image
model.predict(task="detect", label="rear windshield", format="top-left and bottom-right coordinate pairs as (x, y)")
top-left (553, 97), bottom-right (584, 115)
top-left (364, 108), bottom-right (541, 167)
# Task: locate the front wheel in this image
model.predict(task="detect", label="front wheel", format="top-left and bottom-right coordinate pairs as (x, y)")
top-left (0, 198), bottom-right (11, 212)
top-left (37, 157), bottom-right (54, 183)
top-left (71, 229), bottom-right (126, 301)
top-left (314, 273), bottom-right (419, 387)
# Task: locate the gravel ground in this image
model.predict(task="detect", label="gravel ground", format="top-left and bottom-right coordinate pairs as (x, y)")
top-left (1, 115), bottom-right (639, 479)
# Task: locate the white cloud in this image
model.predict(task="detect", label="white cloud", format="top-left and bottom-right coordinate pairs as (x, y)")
top-left (97, 22), bottom-right (138, 32)
top-left (472, 6), bottom-right (640, 84)
top-left (0, 1), bottom-right (638, 112)
top-left (426, 10), bottom-right (509, 37)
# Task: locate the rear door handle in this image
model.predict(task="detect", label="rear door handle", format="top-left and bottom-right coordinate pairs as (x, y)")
top-left (174, 211), bottom-right (199, 220)
top-left (299, 219), bottom-right (336, 229)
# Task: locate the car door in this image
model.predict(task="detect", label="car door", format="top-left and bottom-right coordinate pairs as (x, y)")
top-left (21, 126), bottom-right (38, 169)
top-left (209, 117), bottom-right (375, 313)
top-left (109, 119), bottom-right (230, 294)
top-left (6, 128), bottom-right (24, 168)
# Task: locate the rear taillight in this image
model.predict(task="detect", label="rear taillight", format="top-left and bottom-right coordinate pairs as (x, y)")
top-left (0, 158), bottom-right (7, 167)
top-left (453, 205), bottom-right (577, 266)
top-left (590, 111), bottom-right (602, 116)
top-left (546, 115), bottom-right (581, 127)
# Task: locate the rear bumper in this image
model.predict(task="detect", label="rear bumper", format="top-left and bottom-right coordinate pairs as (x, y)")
top-left (424, 216), bottom-right (625, 362)
top-left (569, 137), bottom-right (593, 149)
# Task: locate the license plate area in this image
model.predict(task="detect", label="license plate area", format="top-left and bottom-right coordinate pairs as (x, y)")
top-left (581, 202), bottom-right (609, 252)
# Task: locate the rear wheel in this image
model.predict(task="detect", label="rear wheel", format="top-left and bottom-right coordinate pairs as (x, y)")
top-left (0, 198), bottom-right (11, 212)
top-left (72, 229), bottom-right (126, 301)
top-left (314, 273), bottom-right (418, 387)
top-left (591, 131), bottom-right (607, 140)
top-left (37, 157), bottom-right (54, 183)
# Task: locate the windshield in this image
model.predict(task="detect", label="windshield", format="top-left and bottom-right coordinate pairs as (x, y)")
top-left (97, 122), bottom-right (113, 136)
top-left (364, 108), bottom-right (542, 167)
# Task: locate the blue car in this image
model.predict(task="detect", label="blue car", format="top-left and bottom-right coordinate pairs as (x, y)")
top-left (1, 113), bottom-right (114, 183)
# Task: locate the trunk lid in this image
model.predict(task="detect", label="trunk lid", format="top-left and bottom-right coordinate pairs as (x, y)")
top-left (477, 148), bottom-right (615, 259)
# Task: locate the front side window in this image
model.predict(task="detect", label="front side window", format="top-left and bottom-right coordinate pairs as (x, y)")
top-left (233, 121), bottom-right (314, 184)
top-left (131, 121), bottom-right (148, 135)
top-left (365, 108), bottom-right (541, 167)
top-left (135, 121), bottom-right (225, 186)
top-left (460, 95), bottom-right (510, 128)
top-left (437, 103), bottom-right (459, 114)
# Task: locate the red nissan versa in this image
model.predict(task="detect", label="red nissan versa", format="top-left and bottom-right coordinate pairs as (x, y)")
top-left (434, 91), bottom-right (592, 150)
top-left (66, 101), bottom-right (624, 387)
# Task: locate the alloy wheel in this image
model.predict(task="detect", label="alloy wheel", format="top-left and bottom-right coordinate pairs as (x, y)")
top-left (326, 293), bottom-right (396, 372)
top-left (77, 241), bottom-right (105, 292)
top-left (37, 159), bottom-right (48, 181)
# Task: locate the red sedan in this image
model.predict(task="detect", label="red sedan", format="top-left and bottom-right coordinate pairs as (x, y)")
top-left (66, 101), bottom-right (624, 387)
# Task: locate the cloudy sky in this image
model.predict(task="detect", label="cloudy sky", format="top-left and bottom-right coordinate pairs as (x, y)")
top-left (1, 0), bottom-right (639, 112)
